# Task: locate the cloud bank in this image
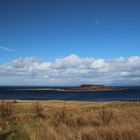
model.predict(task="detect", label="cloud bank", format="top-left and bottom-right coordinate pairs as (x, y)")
top-left (0, 54), bottom-right (140, 86)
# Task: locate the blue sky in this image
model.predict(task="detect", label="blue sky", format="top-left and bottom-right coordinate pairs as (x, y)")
top-left (0, 0), bottom-right (140, 85)
top-left (0, 0), bottom-right (140, 63)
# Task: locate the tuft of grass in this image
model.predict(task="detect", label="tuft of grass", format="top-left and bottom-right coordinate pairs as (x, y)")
top-left (28, 123), bottom-right (57, 140)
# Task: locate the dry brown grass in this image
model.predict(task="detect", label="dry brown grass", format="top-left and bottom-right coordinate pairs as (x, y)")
top-left (32, 101), bottom-right (46, 119)
top-left (98, 109), bottom-right (113, 126)
top-left (0, 100), bottom-right (16, 129)
top-left (0, 100), bottom-right (140, 140)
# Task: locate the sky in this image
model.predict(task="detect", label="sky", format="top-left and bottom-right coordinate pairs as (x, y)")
top-left (0, 0), bottom-right (140, 86)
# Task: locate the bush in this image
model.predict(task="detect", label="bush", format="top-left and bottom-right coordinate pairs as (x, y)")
top-left (98, 109), bottom-right (113, 126)
top-left (0, 100), bottom-right (16, 139)
top-left (57, 106), bottom-right (67, 122)
top-left (0, 100), bottom-right (15, 129)
top-left (0, 100), bottom-right (15, 119)
top-left (32, 101), bottom-right (45, 119)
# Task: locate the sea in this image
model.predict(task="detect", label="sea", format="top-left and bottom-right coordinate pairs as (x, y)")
top-left (0, 86), bottom-right (140, 102)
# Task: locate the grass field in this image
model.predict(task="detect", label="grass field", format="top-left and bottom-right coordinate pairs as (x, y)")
top-left (0, 100), bottom-right (140, 140)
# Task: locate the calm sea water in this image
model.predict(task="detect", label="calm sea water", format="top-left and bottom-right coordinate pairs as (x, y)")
top-left (0, 86), bottom-right (140, 102)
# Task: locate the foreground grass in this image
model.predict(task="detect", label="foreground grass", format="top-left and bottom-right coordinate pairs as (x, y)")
top-left (0, 100), bottom-right (140, 140)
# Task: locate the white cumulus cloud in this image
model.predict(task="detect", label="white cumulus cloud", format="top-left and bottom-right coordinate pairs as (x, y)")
top-left (0, 54), bottom-right (140, 86)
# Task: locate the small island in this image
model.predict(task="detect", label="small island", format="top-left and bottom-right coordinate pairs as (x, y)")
top-left (61, 84), bottom-right (125, 92)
